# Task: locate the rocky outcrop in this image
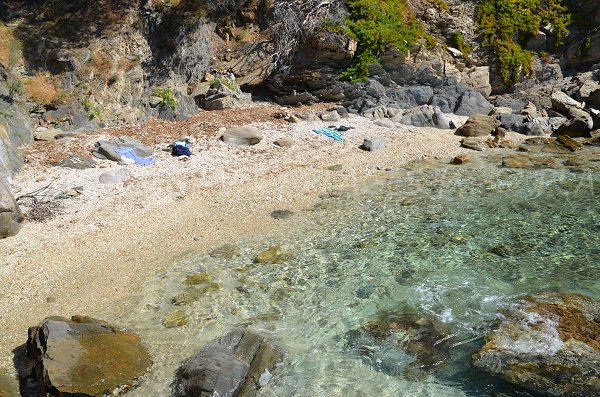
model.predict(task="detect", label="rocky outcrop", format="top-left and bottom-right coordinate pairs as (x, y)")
top-left (0, 177), bottom-right (23, 239)
top-left (23, 316), bottom-right (153, 396)
top-left (172, 328), bottom-right (285, 397)
top-left (473, 293), bottom-right (600, 397)
top-left (199, 78), bottom-right (252, 110)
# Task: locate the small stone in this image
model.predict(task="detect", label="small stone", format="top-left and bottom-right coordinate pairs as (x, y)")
top-left (274, 137), bottom-right (294, 147)
top-left (359, 137), bottom-right (385, 151)
top-left (451, 155), bottom-right (471, 165)
top-left (163, 309), bottom-right (189, 328)
top-left (270, 209), bottom-right (293, 219)
top-left (327, 164), bottom-right (343, 171)
top-left (254, 245), bottom-right (289, 264)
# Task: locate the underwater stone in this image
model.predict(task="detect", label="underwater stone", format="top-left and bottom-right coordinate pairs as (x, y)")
top-left (254, 246), bottom-right (289, 264)
top-left (473, 293), bottom-right (600, 397)
top-left (163, 309), bottom-right (189, 328)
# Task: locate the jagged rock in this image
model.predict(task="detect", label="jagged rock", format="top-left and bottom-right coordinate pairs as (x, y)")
top-left (551, 91), bottom-right (583, 113)
top-left (557, 135), bottom-right (583, 151)
top-left (461, 66), bottom-right (492, 97)
top-left (172, 329), bottom-right (285, 397)
top-left (454, 90), bottom-right (494, 116)
top-left (496, 113), bottom-right (527, 133)
top-left (200, 80), bottom-right (252, 111)
top-left (220, 127), bottom-right (263, 146)
top-left (473, 293), bottom-right (600, 397)
top-left (93, 137), bottom-right (153, 161)
top-left (359, 137), bottom-right (385, 151)
top-left (158, 92), bottom-right (199, 122)
top-left (456, 114), bottom-right (500, 137)
top-left (489, 107), bottom-right (513, 116)
top-left (0, 177), bottom-right (23, 239)
top-left (399, 105), bottom-right (451, 129)
top-left (23, 316), bottom-right (152, 396)
top-left (555, 108), bottom-right (594, 137)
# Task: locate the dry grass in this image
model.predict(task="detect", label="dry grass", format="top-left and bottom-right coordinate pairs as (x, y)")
top-left (0, 24), bottom-right (23, 69)
top-left (23, 73), bottom-right (61, 105)
top-left (88, 50), bottom-right (114, 84)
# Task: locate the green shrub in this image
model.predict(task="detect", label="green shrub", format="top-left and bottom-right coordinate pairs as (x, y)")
top-left (475, 0), bottom-right (571, 83)
top-left (212, 76), bottom-right (238, 92)
top-left (152, 87), bottom-right (178, 110)
top-left (339, 0), bottom-right (423, 82)
top-left (82, 96), bottom-right (103, 120)
top-left (430, 0), bottom-right (449, 12)
top-left (7, 79), bottom-right (24, 99)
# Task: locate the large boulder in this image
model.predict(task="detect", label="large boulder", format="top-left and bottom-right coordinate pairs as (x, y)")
top-left (555, 107), bottom-right (594, 138)
top-left (399, 105), bottom-right (451, 129)
top-left (220, 126), bottom-right (263, 146)
top-left (172, 328), bottom-right (285, 397)
top-left (550, 91), bottom-right (583, 113)
top-left (0, 177), bottom-right (23, 239)
top-left (455, 114), bottom-right (500, 137)
top-left (473, 293), bottom-right (600, 397)
top-left (23, 316), bottom-right (152, 396)
top-left (454, 90), bottom-right (494, 116)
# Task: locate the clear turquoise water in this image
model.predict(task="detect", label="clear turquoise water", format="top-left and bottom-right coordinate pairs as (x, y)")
top-left (122, 151), bottom-right (600, 397)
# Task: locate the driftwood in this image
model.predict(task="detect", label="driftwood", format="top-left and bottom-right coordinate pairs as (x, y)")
top-left (16, 180), bottom-right (63, 222)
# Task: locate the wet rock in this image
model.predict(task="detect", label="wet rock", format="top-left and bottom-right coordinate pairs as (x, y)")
top-left (345, 311), bottom-right (452, 376)
top-left (220, 126), bottom-right (263, 146)
top-left (456, 114), bottom-right (500, 137)
top-left (359, 137), bottom-right (385, 151)
top-left (451, 154), bottom-right (471, 165)
top-left (473, 293), bottom-right (600, 397)
top-left (0, 178), bottom-right (23, 239)
top-left (557, 135), bottom-right (583, 152)
top-left (270, 209), bottom-right (293, 219)
top-left (163, 309), bottom-right (189, 328)
top-left (172, 328), bottom-right (285, 397)
top-left (461, 138), bottom-right (488, 151)
top-left (502, 154), bottom-right (534, 169)
top-left (23, 316), bottom-right (152, 396)
top-left (254, 245), bottom-right (289, 264)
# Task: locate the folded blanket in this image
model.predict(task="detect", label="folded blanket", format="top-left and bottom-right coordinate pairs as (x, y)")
top-left (115, 147), bottom-right (157, 166)
top-left (313, 127), bottom-right (345, 142)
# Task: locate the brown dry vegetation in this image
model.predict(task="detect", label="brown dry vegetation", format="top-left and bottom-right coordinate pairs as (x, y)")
top-left (0, 24), bottom-right (22, 69)
top-left (87, 49), bottom-right (115, 84)
top-left (22, 73), bottom-right (61, 106)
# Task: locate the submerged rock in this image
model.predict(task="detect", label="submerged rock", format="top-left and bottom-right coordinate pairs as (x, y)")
top-left (345, 311), bottom-right (452, 377)
top-left (23, 316), bottom-right (152, 396)
top-left (163, 309), bottom-right (189, 328)
top-left (172, 328), bottom-right (285, 397)
top-left (473, 293), bottom-right (600, 397)
top-left (254, 245), bottom-right (289, 264)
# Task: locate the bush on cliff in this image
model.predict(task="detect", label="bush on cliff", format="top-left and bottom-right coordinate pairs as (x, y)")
top-left (339, 0), bottom-right (423, 82)
top-left (475, 0), bottom-right (571, 83)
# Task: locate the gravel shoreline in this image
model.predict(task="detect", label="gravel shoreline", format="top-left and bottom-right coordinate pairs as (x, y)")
top-left (0, 106), bottom-right (511, 374)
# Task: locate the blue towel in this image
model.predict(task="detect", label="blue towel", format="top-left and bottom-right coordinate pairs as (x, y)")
top-left (313, 127), bottom-right (345, 142)
top-left (115, 147), bottom-right (157, 166)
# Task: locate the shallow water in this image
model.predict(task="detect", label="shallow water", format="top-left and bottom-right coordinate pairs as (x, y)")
top-left (121, 151), bottom-right (600, 397)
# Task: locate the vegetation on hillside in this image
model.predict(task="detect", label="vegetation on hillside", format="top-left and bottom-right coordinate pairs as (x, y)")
top-left (475, 0), bottom-right (571, 83)
top-left (339, 0), bottom-right (423, 82)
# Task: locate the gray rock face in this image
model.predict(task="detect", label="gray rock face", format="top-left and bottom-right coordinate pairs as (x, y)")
top-left (23, 316), bottom-right (152, 396)
top-left (0, 177), bottom-right (23, 239)
top-left (473, 293), bottom-right (600, 397)
top-left (158, 91), bottom-right (199, 122)
top-left (399, 105), bottom-right (451, 129)
top-left (454, 90), bottom-right (494, 116)
top-left (220, 127), bottom-right (263, 146)
top-left (173, 329), bottom-right (285, 397)
top-left (93, 137), bottom-right (154, 161)
top-left (359, 137), bottom-right (385, 151)
top-left (456, 114), bottom-right (501, 137)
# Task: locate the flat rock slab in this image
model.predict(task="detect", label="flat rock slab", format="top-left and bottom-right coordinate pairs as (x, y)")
top-left (473, 293), bottom-right (600, 397)
top-left (173, 328), bottom-right (285, 397)
top-left (93, 137), bottom-right (153, 162)
top-left (24, 315), bottom-right (152, 396)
